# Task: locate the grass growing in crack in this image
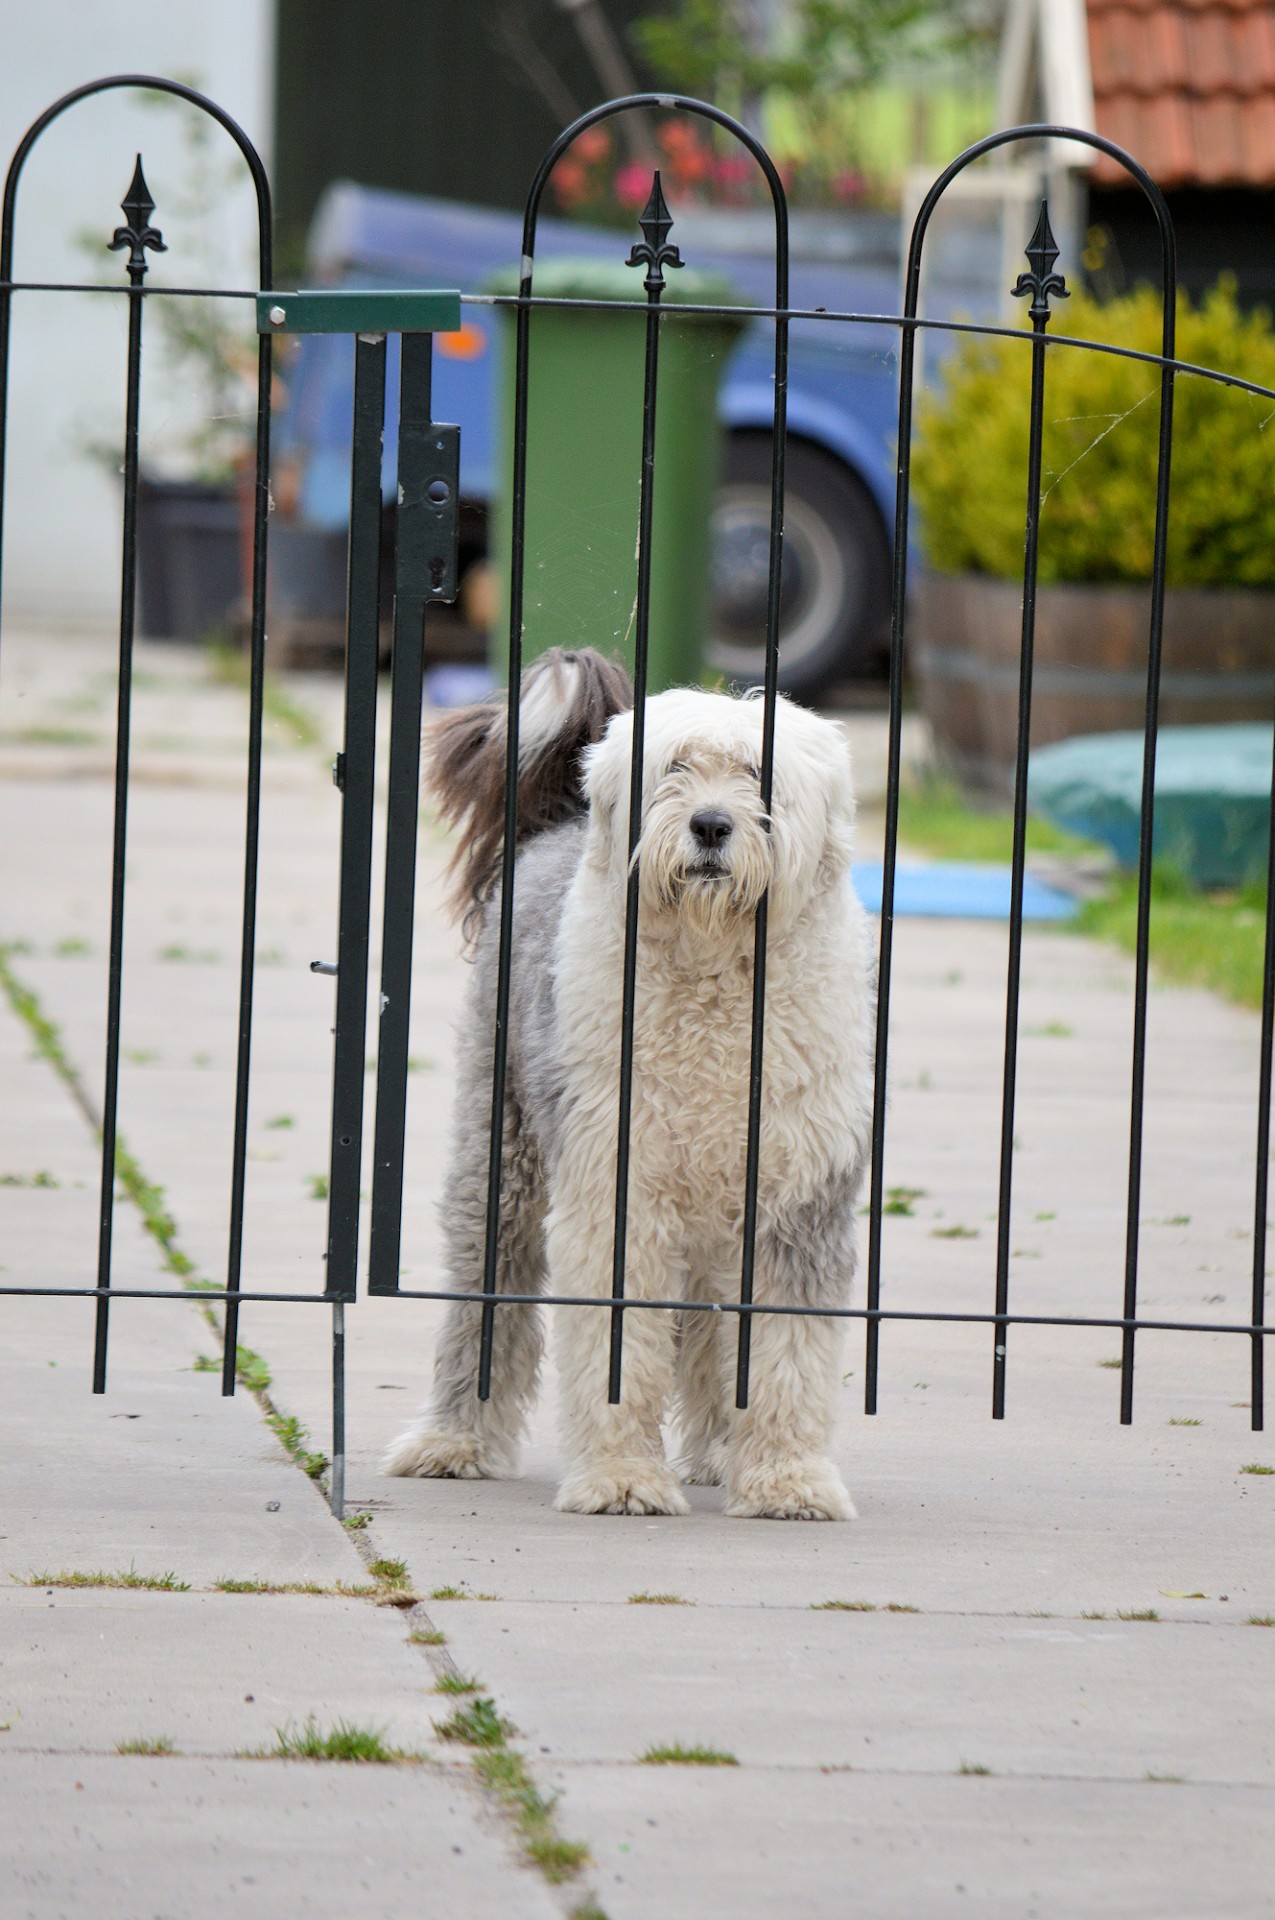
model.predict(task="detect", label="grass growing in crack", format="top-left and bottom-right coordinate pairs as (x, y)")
top-left (627, 1592), bottom-right (693, 1606)
top-left (343, 1512), bottom-right (373, 1531)
top-left (1145, 1771), bottom-right (1185, 1784)
top-left (306, 1173), bottom-right (328, 1201)
top-left (427, 1584), bottom-right (500, 1601)
top-left (1241, 1462), bottom-right (1275, 1475)
top-left (369, 1559), bottom-right (410, 1587)
top-left (1116, 1609), bottom-right (1159, 1622)
top-left (265, 1409), bottom-right (327, 1480)
top-left (410, 1628), bottom-right (447, 1646)
top-left (436, 1701), bottom-right (592, 1885)
top-left (0, 1169), bottom-right (59, 1188)
top-left (474, 1748), bottom-right (591, 1883)
top-left (930, 1224), bottom-right (978, 1239)
top-left (957, 1761), bottom-right (993, 1776)
top-left (640, 1743), bottom-right (739, 1766)
top-left (117, 1736), bottom-right (175, 1755)
top-left (434, 1672), bottom-right (482, 1695)
top-left (213, 1578), bottom-right (374, 1597)
top-left (18, 1567), bottom-right (189, 1591)
top-left (235, 1346), bottom-right (272, 1393)
top-left (885, 1603), bottom-right (919, 1613)
top-left (1248, 1615), bottom-right (1275, 1626)
top-left (1168, 1417), bottom-right (1203, 1427)
top-left (813, 1599), bottom-right (877, 1612)
top-left (434, 1697), bottom-right (512, 1748)
top-left (269, 1719), bottom-right (422, 1763)
top-left (882, 1185), bottom-right (925, 1217)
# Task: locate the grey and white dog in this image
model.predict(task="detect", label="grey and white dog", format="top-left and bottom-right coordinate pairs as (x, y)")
top-left (384, 648), bottom-right (876, 1519)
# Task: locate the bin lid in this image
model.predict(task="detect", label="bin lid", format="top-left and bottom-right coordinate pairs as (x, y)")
top-left (486, 256), bottom-right (749, 318)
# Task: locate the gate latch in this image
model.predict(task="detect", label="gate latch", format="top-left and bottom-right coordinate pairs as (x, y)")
top-left (403, 424), bottom-right (461, 605)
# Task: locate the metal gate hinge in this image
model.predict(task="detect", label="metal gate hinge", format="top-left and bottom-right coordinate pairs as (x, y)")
top-left (332, 752), bottom-right (346, 791)
top-left (310, 960), bottom-right (339, 976)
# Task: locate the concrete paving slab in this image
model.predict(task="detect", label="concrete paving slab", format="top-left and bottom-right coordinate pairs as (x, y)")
top-left (0, 1587), bottom-right (449, 1758)
top-left (0, 1753), bottom-right (562, 1920)
top-left (440, 1600), bottom-right (1274, 1782)
top-left (553, 1766), bottom-right (1275, 1920)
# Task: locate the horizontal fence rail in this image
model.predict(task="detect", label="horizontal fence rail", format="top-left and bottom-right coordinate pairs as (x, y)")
top-left (1, 77), bottom-right (1271, 1547)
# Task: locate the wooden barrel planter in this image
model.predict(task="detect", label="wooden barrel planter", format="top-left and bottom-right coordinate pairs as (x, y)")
top-left (911, 574), bottom-right (1275, 795)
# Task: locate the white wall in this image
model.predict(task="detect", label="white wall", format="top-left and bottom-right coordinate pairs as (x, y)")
top-left (0, 0), bottom-right (274, 626)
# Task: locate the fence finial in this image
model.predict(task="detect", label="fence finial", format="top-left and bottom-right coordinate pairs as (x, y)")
top-left (1012, 200), bottom-right (1069, 330)
top-left (626, 170), bottom-right (684, 295)
top-left (108, 154), bottom-right (166, 284)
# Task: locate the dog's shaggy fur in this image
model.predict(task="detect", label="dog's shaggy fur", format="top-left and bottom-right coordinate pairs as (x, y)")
top-left (383, 648), bottom-right (876, 1519)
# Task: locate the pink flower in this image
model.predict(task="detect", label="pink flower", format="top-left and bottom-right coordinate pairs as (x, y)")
top-left (712, 156), bottom-right (751, 189)
top-left (615, 163), bottom-right (653, 210)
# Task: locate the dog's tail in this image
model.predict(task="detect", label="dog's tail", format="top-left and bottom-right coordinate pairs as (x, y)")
top-left (427, 647), bottom-right (633, 940)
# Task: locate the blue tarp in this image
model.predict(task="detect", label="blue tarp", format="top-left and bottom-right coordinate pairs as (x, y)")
top-left (851, 861), bottom-right (1077, 921)
top-left (1030, 724), bottom-right (1273, 889)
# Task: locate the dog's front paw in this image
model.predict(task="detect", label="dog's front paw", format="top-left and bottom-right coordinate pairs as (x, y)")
top-left (555, 1460), bottom-right (690, 1517)
top-left (725, 1458), bottom-right (856, 1522)
top-left (381, 1428), bottom-right (499, 1480)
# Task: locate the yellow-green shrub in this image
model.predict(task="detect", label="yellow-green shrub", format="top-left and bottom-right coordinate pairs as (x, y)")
top-left (912, 280), bottom-right (1275, 585)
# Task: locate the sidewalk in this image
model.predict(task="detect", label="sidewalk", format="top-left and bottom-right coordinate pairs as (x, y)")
top-left (2, 629), bottom-right (1273, 1918)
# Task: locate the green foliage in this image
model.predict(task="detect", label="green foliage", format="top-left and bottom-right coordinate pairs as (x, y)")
top-left (270, 1719), bottom-right (420, 1763)
top-left (633, 0), bottom-right (991, 198)
top-left (639, 1742), bottom-right (739, 1765)
top-left (19, 1567), bottom-right (189, 1591)
top-left (913, 279), bottom-right (1275, 585)
top-left (434, 1697), bottom-right (513, 1748)
top-left (117, 1736), bottom-right (176, 1755)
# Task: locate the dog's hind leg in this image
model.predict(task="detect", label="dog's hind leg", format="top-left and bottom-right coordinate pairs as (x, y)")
top-left (382, 1099), bottom-right (545, 1481)
top-left (550, 1179), bottom-right (689, 1517)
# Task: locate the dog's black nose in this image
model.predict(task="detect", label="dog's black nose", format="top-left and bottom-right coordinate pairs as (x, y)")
top-left (689, 808), bottom-right (733, 849)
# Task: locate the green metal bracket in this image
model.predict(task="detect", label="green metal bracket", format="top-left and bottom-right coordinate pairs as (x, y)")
top-left (256, 289), bottom-right (462, 336)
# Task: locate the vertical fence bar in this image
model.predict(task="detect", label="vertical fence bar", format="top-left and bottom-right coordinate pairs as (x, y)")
top-left (991, 203), bottom-right (1069, 1419)
top-left (476, 274), bottom-right (533, 1401)
top-left (324, 331), bottom-right (386, 1303)
top-left (1119, 261), bottom-right (1177, 1427)
top-left (369, 336), bottom-right (460, 1294)
top-left (92, 157), bottom-right (166, 1393)
top-left (1252, 729), bottom-right (1275, 1430)
top-left (605, 172), bottom-right (682, 1403)
top-left (734, 208), bottom-right (789, 1410)
top-left (221, 304), bottom-right (274, 1395)
top-left (865, 257), bottom-right (923, 1420)
top-left (329, 1299), bottom-right (346, 1518)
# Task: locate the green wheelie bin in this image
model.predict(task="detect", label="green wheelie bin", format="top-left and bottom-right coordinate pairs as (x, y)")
top-left (488, 258), bottom-right (747, 693)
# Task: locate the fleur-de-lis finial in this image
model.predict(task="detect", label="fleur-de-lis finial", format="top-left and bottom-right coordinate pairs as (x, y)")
top-left (626, 171), bottom-right (684, 296)
top-left (1012, 200), bottom-right (1069, 330)
top-left (108, 155), bottom-right (167, 284)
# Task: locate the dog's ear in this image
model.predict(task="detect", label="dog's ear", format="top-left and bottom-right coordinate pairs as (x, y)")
top-left (581, 709), bottom-right (632, 867)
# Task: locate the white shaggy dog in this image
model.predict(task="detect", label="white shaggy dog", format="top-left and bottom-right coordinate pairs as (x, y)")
top-left (384, 649), bottom-right (875, 1519)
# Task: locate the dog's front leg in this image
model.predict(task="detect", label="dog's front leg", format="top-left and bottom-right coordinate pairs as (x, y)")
top-left (723, 1185), bottom-right (858, 1521)
top-left (550, 1181), bottom-right (688, 1517)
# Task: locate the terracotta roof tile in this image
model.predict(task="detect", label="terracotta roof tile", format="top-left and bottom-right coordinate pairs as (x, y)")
top-left (1087, 0), bottom-right (1275, 184)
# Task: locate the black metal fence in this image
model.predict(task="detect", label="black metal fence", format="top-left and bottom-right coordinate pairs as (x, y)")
top-left (1, 78), bottom-right (1272, 1523)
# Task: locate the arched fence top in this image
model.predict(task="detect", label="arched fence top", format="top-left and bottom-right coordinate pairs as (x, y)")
top-left (516, 92), bottom-right (789, 312)
top-left (903, 122), bottom-right (1176, 359)
top-left (1, 72), bottom-right (272, 289)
